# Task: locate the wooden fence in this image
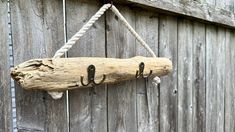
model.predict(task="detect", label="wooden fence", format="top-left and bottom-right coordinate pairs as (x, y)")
top-left (1, 0), bottom-right (235, 131)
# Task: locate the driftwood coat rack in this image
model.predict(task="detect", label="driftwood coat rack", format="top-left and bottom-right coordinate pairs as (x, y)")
top-left (11, 56), bottom-right (172, 91)
top-left (10, 3), bottom-right (173, 99)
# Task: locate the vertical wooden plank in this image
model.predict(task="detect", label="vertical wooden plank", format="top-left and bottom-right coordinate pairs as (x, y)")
top-left (224, 29), bottom-right (235, 132)
top-left (106, 5), bottom-right (137, 132)
top-left (0, 0), bottom-right (13, 131)
top-left (224, 4), bottom-right (235, 132)
top-left (159, 15), bottom-right (178, 132)
top-left (42, 1), bottom-right (68, 131)
top-left (177, 19), bottom-right (193, 132)
top-left (66, 0), bottom-right (107, 132)
top-left (11, 0), bottom-right (68, 131)
top-left (192, 22), bottom-right (206, 132)
top-left (206, 25), bottom-right (225, 132)
top-left (135, 10), bottom-right (159, 132)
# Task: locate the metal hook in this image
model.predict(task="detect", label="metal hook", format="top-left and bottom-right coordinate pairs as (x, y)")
top-left (81, 65), bottom-right (106, 86)
top-left (136, 62), bottom-right (152, 79)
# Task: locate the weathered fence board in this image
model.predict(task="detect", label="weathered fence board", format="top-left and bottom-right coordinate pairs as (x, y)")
top-left (66, 0), bottom-right (107, 132)
top-left (177, 19), bottom-right (193, 132)
top-left (106, 5), bottom-right (137, 132)
top-left (206, 26), bottom-right (225, 132)
top-left (11, 0), bottom-right (68, 131)
top-left (135, 10), bottom-right (159, 132)
top-left (225, 29), bottom-right (235, 132)
top-left (159, 15), bottom-right (178, 132)
top-left (115, 0), bottom-right (235, 28)
top-left (192, 22), bottom-right (206, 132)
top-left (0, 1), bottom-right (12, 132)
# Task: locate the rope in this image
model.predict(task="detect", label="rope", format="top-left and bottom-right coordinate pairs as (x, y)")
top-left (53, 4), bottom-right (156, 58)
top-left (49, 4), bottom-right (160, 99)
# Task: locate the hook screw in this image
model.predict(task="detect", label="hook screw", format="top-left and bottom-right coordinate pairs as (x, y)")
top-left (136, 62), bottom-right (152, 79)
top-left (81, 65), bottom-right (106, 86)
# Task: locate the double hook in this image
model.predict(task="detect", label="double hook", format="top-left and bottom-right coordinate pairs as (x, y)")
top-left (136, 62), bottom-right (152, 79)
top-left (81, 65), bottom-right (106, 86)
top-left (81, 62), bottom-right (151, 86)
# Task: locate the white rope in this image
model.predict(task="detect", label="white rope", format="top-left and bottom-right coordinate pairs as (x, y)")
top-left (110, 6), bottom-right (157, 57)
top-left (49, 4), bottom-right (160, 99)
top-left (53, 4), bottom-right (156, 58)
top-left (53, 4), bottom-right (111, 58)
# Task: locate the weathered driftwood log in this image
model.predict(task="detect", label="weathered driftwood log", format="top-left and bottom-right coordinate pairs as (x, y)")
top-left (11, 56), bottom-right (172, 91)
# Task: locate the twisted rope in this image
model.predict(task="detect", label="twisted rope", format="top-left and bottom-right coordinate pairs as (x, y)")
top-left (49, 4), bottom-right (160, 99)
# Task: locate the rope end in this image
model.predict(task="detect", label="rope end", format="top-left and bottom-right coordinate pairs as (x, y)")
top-left (48, 91), bottom-right (64, 99)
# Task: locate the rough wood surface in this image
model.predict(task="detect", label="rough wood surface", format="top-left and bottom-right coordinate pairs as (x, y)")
top-left (115, 0), bottom-right (235, 28)
top-left (206, 25), bottom-right (225, 132)
top-left (11, 56), bottom-right (172, 91)
top-left (11, 0), bottom-right (68, 131)
top-left (106, 5), bottom-right (138, 132)
top-left (223, 0), bottom-right (234, 12)
top-left (192, 22), bottom-right (206, 132)
top-left (159, 15), bottom-right (178, 132)
top-left (66, 1), bottom-right (107, 132)
top-left (135, 10), bottom-right (159, 132)
top-left (0, 1), bottom-right (13, 131)
top-left (225, 29), bottom-right (235, 132)
top-left (177, 19), bottom-right (193, 132)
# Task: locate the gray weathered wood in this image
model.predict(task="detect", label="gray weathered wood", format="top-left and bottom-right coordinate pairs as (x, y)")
top-left (135, 10), bottom-right (159, 132)
top-left (215, 0), bottom-right (225, 9)
top-left (177, 19), bottom-right (193, 132)
top-left (106, 5), bottom-right (137, 132)
top-left (224, 29), bottom-right (235, 132)
top-left (206, 25), bottom-right (225, 132)
top-left (206, 0), bottom-right (216, 6)
top-left (159, 15), bottom-right (178, 132)
top-left (114, 0), bottom-right (235, 29)
top-left (215, 0), bottom-right (234, 12)
top-left (192, 22), bottom-right (206, 132)
top-left (224, 0), bottom-right (234, 12)
top-left (0, 0), bottom-right (13, 131)
top-left (66, 0), bottom-right (107, 132)
top-left (11, 0), bottom-right (68, 131)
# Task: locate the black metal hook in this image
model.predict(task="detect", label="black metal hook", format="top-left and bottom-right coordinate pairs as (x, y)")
top-left (136, 62), bottom-right (152, 79)
top-left (81, 65), bottom-right (106, 86)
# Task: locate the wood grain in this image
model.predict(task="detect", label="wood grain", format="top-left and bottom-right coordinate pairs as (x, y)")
top-left (11, 57), bottom-right (172, 91)
top-left (106, 5), bottom-right (137, 132)
top-left (11, 0), bottom-right (68, 131)
top-left (66, 0), bottom-right (107, 131)
top-left (159, 15), bottom-right (178, 132)
top-left (224, 29), bottom-right (235, 132)
top-left (115, 0), bottom-right (235, 29)
top-left (0, 0), bottom-right (13, 131)
top-left (192, 22), bottom-right (206, 132)
top-left (206, 25), bottom-right (225, 132)
top-left (135, 10), bottom-right (159, 132)
top-left (177, 19), bottom-right (193, 132)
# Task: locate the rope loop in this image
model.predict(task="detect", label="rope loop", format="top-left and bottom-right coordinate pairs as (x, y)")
top-left (53, 4), bottom-right (156, 58)
top-left (49, 3), bottom-right (159, 99)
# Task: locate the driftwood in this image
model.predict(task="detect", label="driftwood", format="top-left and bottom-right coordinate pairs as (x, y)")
top-left (11, 56), bottom-right (172, 91)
